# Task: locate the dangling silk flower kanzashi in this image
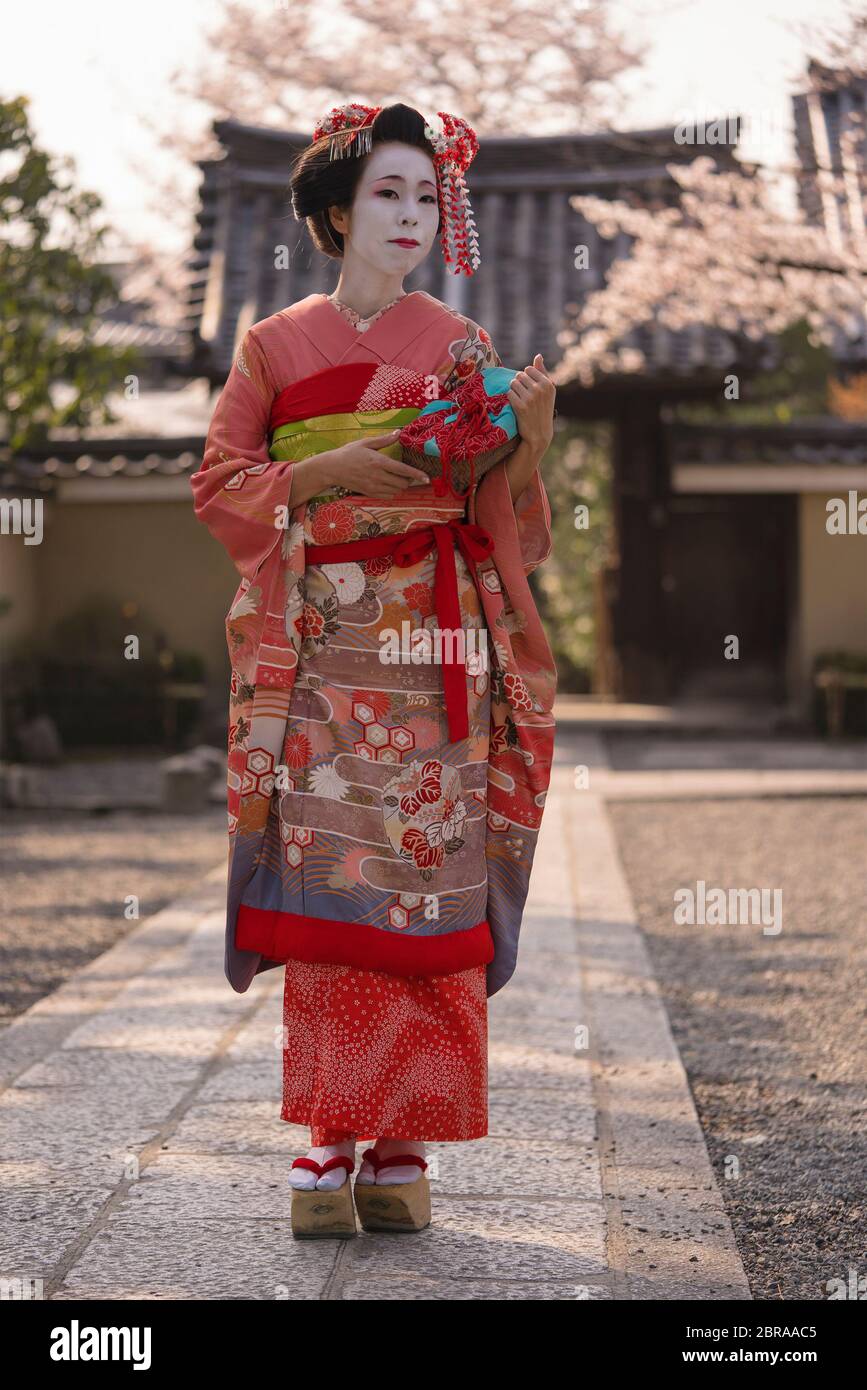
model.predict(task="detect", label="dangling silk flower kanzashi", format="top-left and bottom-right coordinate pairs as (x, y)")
top-left (421, 111), bottom-right (481, 277)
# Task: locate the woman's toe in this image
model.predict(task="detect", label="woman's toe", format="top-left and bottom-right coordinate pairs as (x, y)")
top-left (315, 1171), bottom-right (347, 1191)
top-left (289, 1170), bottom-right (317, 1191)
top-left (374, 1164), bottom-right (421, 1185)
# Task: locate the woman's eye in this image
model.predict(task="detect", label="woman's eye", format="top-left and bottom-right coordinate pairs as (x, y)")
top-left (377, 189), bottom-right (437, 204)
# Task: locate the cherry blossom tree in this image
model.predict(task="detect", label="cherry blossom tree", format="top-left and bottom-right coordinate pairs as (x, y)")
top-left (181, 0), bottom-right (641, 137)
top-left (554, 1), bottom-right (867, 393)
top-left (554, 153), bottom-right (867, 388)
top-left (795, 0), bottom-right (867, 77)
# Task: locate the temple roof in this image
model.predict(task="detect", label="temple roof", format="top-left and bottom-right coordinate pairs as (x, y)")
top-left (187, 117), bottom-right (744, 382)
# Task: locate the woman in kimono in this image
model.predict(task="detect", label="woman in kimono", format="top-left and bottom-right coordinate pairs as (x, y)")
top-left (191, 102), bottom-right (557, 1237)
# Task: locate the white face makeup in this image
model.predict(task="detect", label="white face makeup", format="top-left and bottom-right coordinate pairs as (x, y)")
top-left (329, 141), bottom-right (440, 280)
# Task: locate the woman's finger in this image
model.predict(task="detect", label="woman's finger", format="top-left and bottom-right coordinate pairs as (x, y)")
top-left (367, 430), bottom-right (403, 447)
top-left (369, 468), bottom-right (421, 494)
top-left (379, 458), bottom-right (429, 482)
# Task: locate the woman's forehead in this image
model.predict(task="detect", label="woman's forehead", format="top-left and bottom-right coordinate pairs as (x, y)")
top-left (363, 144), bottom-right (436, 187)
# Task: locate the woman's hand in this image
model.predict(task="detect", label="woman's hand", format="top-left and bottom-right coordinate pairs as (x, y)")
top-left (328, 431), bottom-right (430, 497)
top-left (507, 354), bottom-right (556, 452)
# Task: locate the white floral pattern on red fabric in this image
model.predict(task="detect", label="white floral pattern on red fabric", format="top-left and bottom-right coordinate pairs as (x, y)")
top-left (281, 959), bottom-right (488, 1142)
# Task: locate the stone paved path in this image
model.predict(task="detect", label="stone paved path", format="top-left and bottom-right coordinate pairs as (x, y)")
top-left (0, 750), bottom-right (753, 1300)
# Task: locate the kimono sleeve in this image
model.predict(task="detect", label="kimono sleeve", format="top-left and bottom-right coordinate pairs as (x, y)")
top-left (466, 318), bottom-right (553, 579)
top-left (190, 327), bottom-right (294, 583)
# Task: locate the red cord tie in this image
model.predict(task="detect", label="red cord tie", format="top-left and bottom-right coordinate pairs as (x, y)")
top-left (306, 517), bottom-right (495, 742)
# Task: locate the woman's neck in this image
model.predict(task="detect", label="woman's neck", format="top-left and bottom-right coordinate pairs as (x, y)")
top-left (328, 270), bottom-right (406, 320)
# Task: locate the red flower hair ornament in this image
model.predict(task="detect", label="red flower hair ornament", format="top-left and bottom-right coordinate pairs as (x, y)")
top-left (310, 103), bottom-right (481, 276)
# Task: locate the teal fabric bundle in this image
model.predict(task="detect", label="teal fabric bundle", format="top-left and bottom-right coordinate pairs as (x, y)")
top-left (399, 366), bottom-right (521, 495)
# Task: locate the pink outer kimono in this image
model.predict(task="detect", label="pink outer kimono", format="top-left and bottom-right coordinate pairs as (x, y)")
top-left (190, 290), bottom-right (557, 998)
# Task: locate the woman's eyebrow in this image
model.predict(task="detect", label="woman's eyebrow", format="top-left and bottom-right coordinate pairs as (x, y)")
top-left (373, 173), bottom-right (437, 190)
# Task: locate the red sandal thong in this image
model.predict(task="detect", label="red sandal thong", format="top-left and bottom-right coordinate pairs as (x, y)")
top-left (290, 1154), bottom-right (355, 1181)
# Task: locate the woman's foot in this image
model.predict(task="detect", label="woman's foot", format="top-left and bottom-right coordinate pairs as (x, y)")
top-left (289, 1140), bottom-right (355, 1191)
top-left (356, 1137), bottom-right (427, 1185)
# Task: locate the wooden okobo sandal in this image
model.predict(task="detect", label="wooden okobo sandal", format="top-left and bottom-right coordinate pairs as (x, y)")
top-left (353, 1148), bottom-right (431, 1233)
top-left (289, 1154), bottom-right (357, 1239)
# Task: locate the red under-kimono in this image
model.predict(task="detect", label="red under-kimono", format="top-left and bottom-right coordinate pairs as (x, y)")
top-left (191, 288), bottom-right (556, 1141)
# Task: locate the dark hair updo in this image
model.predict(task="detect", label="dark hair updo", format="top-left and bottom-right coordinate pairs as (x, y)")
top-left (289, 102), bottom-right (439, 260)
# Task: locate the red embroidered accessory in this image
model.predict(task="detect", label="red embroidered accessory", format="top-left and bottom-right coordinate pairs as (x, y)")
top-left (398, 366), bottom-right (521, 496)
top-left (311, 103), bottom-right (481, 276)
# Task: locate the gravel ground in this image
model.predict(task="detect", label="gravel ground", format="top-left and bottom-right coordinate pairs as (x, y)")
top-left (606, 796), bottom-right (867, 1302)
top-left (0, 808), bottom-right (226, 1025)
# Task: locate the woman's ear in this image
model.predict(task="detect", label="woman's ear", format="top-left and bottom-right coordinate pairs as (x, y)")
top-left (329, 203), bottom-right (350, 236)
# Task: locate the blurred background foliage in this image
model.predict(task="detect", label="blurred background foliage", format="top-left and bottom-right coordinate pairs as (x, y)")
top-left (532, 421), bottom-right (614, 693)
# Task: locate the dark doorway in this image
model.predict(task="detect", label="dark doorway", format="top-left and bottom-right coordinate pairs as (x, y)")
top-left (660, 494), bottom-right (796, 702)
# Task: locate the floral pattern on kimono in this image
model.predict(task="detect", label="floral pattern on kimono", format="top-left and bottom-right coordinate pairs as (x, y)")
top-left (191, 289), bottom-right (556, 1000)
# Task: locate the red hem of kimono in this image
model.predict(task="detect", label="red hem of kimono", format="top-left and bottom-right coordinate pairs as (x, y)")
top-left (236, 905), bottom-right (495, 976)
